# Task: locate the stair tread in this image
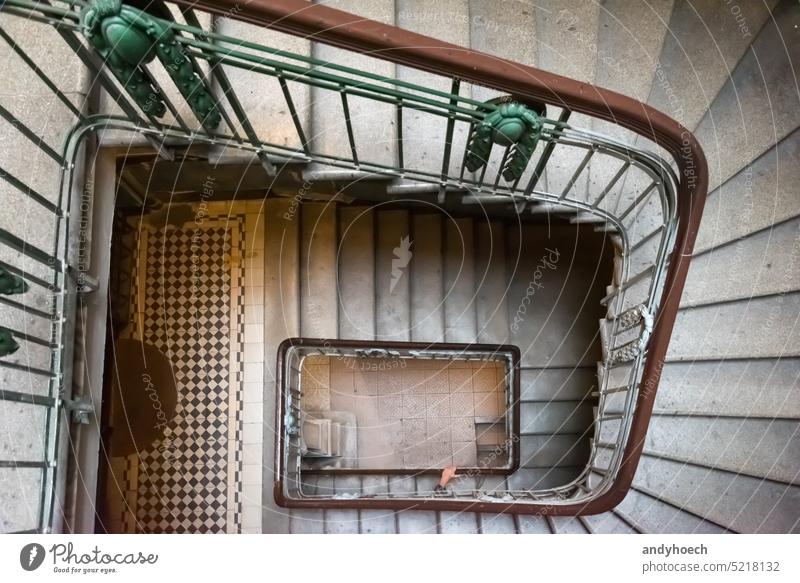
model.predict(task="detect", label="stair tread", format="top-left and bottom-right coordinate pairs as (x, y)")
top-left (694, 129), bottom-right (800, 255)
top-left (668, 292), bottom-right (800, 360)
top-left (648, 0), bottom-right (778, 131)
top-left (694, 0), bottom-right (800, 191)
top-left (656, 359), bottom-right (800, 418)
top-left (338, 207), bottom-right (376, 340)
top-left (443, 218), bottom-right (478, 342)
top-left (410, 213), bottom-right (445, 342)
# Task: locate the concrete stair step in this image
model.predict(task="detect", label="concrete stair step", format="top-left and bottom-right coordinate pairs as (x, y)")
top-left (694, 0), bottom-right (800, 191)
top-left (475, 221), bottom-right (510, 344)
top-left (300, 202), bottom-right (338, 337)
top-left (647, 0), bottom-right (778, 131)
top-left (520, 367), bottom-right (596, 402)
top-left (520, 401), bottom-right (593, 435)
top-left (214, 19), bottom-right (310, 154)
top-left (581, 511), bottom-right (639, 534)
top-left (668, 293), bottom-right (800, 360)
top-left (375, 209), bottom-right (412, 342)
top-left (507, 467), bottom-right (587, 491)
top-left (338, 207), bottom-right (376, 340)
top-left (410, 213), bottom-right (445, 342)
top-left (633, 456), bottom-right (800, 533)
top-left (655, 359), bottom-right (800, 418)
top-left (295, 202), bottom-right (341, 530)
top-left (587, 0), bottom-right (673, 184)
top-left (443, 218), bottom-right (478, 342)
top-left (694, 128), bottom-right (800, 254)
top-left (310, 0), bottom-right (397, 168)
top-left (396, 0), bottom-right (471, 177)
top-left (615, 488), bottom-right (726, 534)
top-left (683, 217), bottom-right (800, 307)
top-left (520, 434), bottom-right (590, 469)
top-left (639, 416), bottom-right (800, 485)
top-left (549, 516), bottom-right (590, 534)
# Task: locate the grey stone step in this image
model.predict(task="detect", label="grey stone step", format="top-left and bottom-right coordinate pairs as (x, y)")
top-left (633, 456), bottom-right (800, 533)
top-left (300, 203), bottom-right (338, 337)
top-left (683, 217), bottom-right (800, 307)
top-left (375, 210), bottom-right (412, 341)
top-left (507, 467), bottom-right (588, 492)
top-left (410, 213), bottom-right (445, 342)
top-left (640, 416), bottom-right (800, 485)
top-left (360, 475), bottom-right (397, 534)
top-left (444, 218), bottom-right (478, 343)
top-left (647, 0), bottom-right (778, 131)
top-left (694, 0), bottom-right (800, 191)
top-left (389, 475), bottom-right (438, 533)
top-left (475, 221), bottom-right (510, 344)
top-left (338, 207), bottom-right (376, 340)
top-left (668, 293), bottom-right (800, 360)
top-left (336, 205), bottom-right (398, 533)
top-left (214, 19), bottom-right (310, 152)
top-left (396, 0), bottom-right (471, 176)
top-left (478, 512), bottom-right (517, 534)
top-left (505, 224), bottom-right (611, 367)
top-left (467, 0), bottom-right (539, 191)
top-left (534, 1), bottom-right (598, 84)
top-left (530, 1), bottom-right (600, 198)
top-left (517, 515), bottom-right (553, 533)
top-left (263, 198), bottom-right (300, 534)
top-left (296, 202), bottom-right (341, 531)
top-left (469, 0), bottom-right (537, 66)
top-left (520, 367), bottom-right (597, 402)
top-left (549, 516), bottom-right (590, 534)
top-left (326, 476), bottom-right (361, 533)
top-left (581, 511), bottom-right (639, 534)
top-left (520, 401), bottom-right (593, 435)
top-left (587, 0), bottom-right (673, 200)
top-left (439, 510), bottom-right (480, 534)
top-left (655, 359), bottom-right (800, 418)
top-left (520, 434), bottom-right (590, 469)
top-left (615, 488), bottom-right (727, 534)
top-left (310, 0), bottom-right (396, 167)
top-left (694, 128), bottom-right (800, 254)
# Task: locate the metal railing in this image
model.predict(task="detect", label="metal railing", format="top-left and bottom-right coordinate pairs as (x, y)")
top-left (0, 0), bottom-right (706, 525)
top-left (276, 339), bottom-right (521, 506)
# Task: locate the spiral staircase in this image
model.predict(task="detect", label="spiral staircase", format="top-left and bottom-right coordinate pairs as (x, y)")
top-left (0, 0), bottom-right (797, 534)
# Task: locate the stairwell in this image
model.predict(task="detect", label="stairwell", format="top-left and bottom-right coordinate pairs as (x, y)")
top-left (0, 0), bottom-right (798, 535)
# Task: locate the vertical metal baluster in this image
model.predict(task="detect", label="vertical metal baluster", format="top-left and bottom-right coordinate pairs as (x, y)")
top-left (523, 109), bottom-right (571, 197)
top-left (591, 160), bottom-right (630, 209)
top-left (560, 148), bottom-right (594, 199)
top-left (339, 85), bottom-right (358, 167)
top-left (278, 74), bottom-right (310, 154)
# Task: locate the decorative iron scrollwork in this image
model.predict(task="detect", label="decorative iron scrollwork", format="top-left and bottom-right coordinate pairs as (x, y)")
top-left (465, 96), bottom-right (544, 182)
top-left (81, 0), bottom-right (220, 130)
top-left (0, 267), bottom-right (28, 295)
top-left (0, 327), bottom-right (19, 358)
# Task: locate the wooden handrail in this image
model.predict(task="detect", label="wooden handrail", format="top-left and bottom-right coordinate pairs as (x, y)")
top-left (175, 0), bottom-right (708, 515)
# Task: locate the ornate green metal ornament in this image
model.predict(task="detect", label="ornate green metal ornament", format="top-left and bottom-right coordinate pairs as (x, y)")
top-left (466, 96), bottom-right (544, 181)
top-left (0, 267), bottom-right (28, 295)
top-left (81, 0), bottom-right (220, 130)
top-left (0, 327), bottom-right (19, 358)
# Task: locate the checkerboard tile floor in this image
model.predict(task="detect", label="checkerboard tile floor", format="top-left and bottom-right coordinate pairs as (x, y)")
top-left (103, 201), bottom-right (266, 534)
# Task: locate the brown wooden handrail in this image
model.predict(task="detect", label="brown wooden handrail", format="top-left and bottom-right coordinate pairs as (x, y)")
top-left (175, 0), bottom-right (708, 515)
